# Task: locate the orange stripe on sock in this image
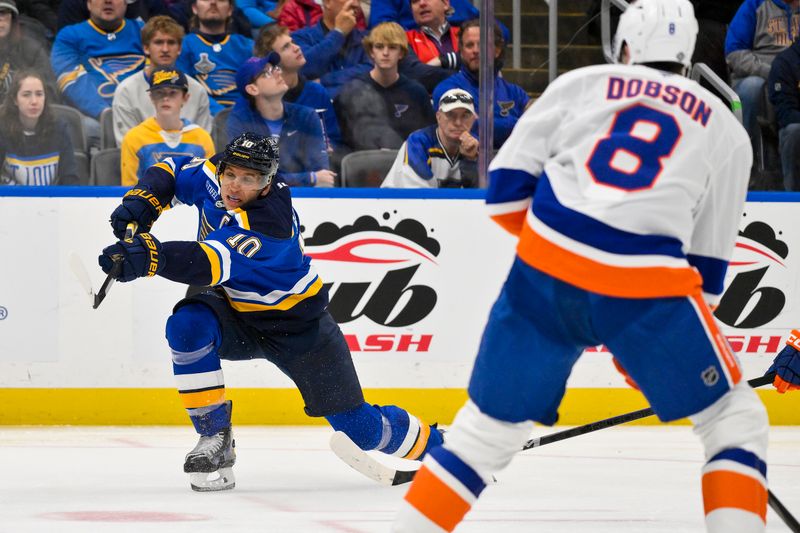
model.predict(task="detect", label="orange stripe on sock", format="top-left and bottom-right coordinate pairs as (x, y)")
top-left (702, 470), bottom-right (767, 523)
top-left (404, 421), bottom-right (431, 460)
top-left (180, 387), bottom-right (225, 409)
top-left (404, 465), bottom-right (471, 532)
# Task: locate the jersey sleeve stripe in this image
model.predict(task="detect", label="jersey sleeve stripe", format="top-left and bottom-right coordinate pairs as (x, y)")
top-left (200, 240), bottom-right (232, 284)
top-left (487, 167), bottom-right (538, 205)
top-left (154, 161), bottom-right (175, 177)
top-left (517, 218), bottom-right (703, 298)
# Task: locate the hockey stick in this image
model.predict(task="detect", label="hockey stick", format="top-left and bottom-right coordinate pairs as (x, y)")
top-left (68, 223), bottom-right (137, 309)
top-left (769, 490), bottom-right (800, 533)
top-left (522, 372), bottom-right (775, 451)
top-left (330, 432), bottom-right (417, 486)
top-left (334, 373), bottom-right (779, 487)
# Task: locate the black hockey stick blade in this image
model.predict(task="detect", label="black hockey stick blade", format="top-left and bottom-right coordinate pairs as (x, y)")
top-left (522, 372), bottom-right (776, 451)
top-left (93, 255), bottom-right (122, 309)
top-left (92, 222), bottom-right (138, 309)
top-left (769, 490), bottom-right (800, 533)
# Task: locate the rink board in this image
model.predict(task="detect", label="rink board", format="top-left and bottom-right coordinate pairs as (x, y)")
top-left (1, 188), bottom-right (799, 424)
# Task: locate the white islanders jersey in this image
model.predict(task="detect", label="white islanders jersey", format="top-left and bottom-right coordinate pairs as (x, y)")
top-left (487, 63), bottom-right (752, 305)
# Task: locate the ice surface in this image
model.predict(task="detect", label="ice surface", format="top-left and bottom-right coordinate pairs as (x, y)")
top-left (0, 425), bottom-right (798, 532)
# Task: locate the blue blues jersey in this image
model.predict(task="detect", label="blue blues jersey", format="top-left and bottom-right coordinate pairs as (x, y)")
top-left (140, 154), bottom-right (328, 325)
top-left (51, 19), bottom-right (145, 119)
top-left (177, 33), bottom-right (254, 111)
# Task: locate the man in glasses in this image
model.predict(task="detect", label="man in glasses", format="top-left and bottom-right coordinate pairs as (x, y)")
top-left (227, 52), bottom-right (335, 186)
top-left (382, 87), bottom-right (478, 188)
top-left (97, 131), bottom-right (445, 492)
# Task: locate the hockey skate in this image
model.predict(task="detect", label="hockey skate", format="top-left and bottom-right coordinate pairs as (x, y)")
top-left (184, 425), bottom-right (236, 492)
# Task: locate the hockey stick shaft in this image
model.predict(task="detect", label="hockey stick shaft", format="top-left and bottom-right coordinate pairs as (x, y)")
top-left (92, 222), bottom-right (138, 309)
top-left (769, 490), bottom-right (800, 533)
top-left (522, 372), bottom-right (775, 451)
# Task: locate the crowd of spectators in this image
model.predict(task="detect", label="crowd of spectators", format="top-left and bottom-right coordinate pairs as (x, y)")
top-left (0, 0), bottom-right (523, 188)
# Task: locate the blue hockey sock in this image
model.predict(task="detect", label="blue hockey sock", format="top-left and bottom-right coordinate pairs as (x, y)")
top-left (326, 403), bottom-right (444, 460)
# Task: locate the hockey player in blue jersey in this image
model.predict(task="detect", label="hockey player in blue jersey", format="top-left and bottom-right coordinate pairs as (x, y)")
top-left (98, 132), bottom-right (444, 491)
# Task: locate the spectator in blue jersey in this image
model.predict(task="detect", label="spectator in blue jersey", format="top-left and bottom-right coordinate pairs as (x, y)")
top-left (768, 38), bottom-right (800, 191)
top-left (0, 0), bottom-right (57, 103)
top-left (177, 0), bottom-right (254, 111)
top-left (0, 70), bottom-right (78, 185)
top-left (113, 16), bottom-right (214, 146)
top-left (292, 0), bottom-right (451, 96)
top-left (382, 87), bottom-right (477, 188)
top-left (228, 53), bottom-right (335, 186)
top-left (121, 67), bottom-right (215, 186)
top-left (51, 0), bottom-right (145, 122)
top-left (725, 0), bottom-right (800, 150)
top-left (254, 23), bottom-right (343, 158)
top-left (334, 22), bottom-right (434, 151)
top-left (432, 18), bottom-right (529, 149)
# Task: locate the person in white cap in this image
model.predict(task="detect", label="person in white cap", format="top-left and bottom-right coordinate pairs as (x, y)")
top-left (381, 87), bottom-right (478, 188)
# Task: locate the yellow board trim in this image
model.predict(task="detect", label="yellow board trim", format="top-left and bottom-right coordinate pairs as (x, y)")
top-left (0, 388), bottom-right (797, 425)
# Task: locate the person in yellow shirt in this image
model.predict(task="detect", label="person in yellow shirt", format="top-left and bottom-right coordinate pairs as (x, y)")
top-left (121, 67), bottom-right (214, 186)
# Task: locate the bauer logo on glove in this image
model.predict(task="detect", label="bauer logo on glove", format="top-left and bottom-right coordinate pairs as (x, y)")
top-left (99, 233), bottom-right (165, 282)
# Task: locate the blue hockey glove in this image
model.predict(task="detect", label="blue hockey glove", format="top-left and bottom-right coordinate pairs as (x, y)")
top-left (768, 330), bottom-right (800, 393)
top-left (109, 188), bottom-right (164, 240)
top-left (98, 233), bottom-right (164, 282)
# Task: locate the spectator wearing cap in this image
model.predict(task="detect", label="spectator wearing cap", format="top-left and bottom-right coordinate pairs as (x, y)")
top-left (176, 0), bottom-right (254, 110)
top-left (227, 53), bottom-right (335, 186)
top-left (120, 67), bottom-right (214, 185)
top-left (113, 16), bottom-right (214, 145)
top-left (0, 0), bottom-right (57, 103)
top-left (382, 87), bottom-right (478, 188)
top-left (51, 0), bottom-right (145, 121)
top-left (334, 22), bottom-right (434, 151)
top-left (432, 18), bottom-right (529, 149)
top-left (254, 23), bottom-right (343, 161)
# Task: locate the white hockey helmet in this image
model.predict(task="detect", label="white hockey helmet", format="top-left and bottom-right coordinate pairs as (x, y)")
top-left (613, 0), bottom-right (698, 68)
